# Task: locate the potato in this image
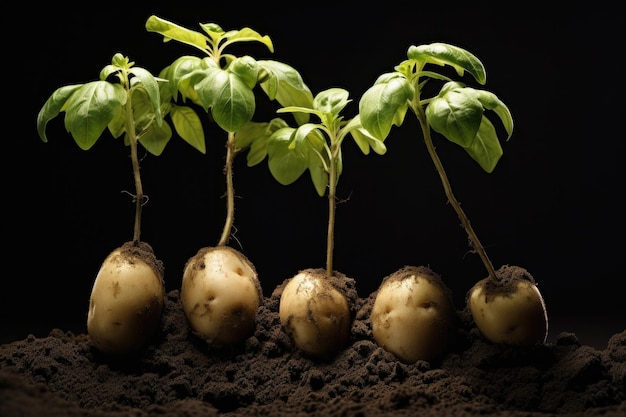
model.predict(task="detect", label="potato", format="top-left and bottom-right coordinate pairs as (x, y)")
top-left (181, 246), bottom-right (262, 345)
top-left (467, 265), bottom-right (548, 345)
top-left (279, 269), bottom-right (351, 358)
top-left (370, 265), bottom-right (456, 363)
top-left (87, 242), bottom-right (165, 355)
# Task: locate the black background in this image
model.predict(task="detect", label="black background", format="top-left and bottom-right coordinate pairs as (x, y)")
top-left (4, 3), bottom-right (624, 348)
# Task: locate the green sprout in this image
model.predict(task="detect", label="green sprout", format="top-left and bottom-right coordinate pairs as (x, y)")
top-left (146, 15), bottom-right (314, 247)
top-left (37, 53), bottom-right (204, 243)
top-left (146, 16), bottom-right (315, 346)
top-left (251, 87), bottom-right (387, 357)
top-left (261, 88), bottom-right (387, 278)
top-left (360, 43), bottom-right (513, 281)
top-left (360, 43), bottom-right (547, 347)
top-left (35, 53), bottom-right (175, 354)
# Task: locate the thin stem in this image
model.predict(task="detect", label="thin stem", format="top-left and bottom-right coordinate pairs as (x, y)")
top-left (415, 105), bottom-right (498, 282)
top-left (124, 81), bottom-right (143, 245)
top-left (325, 144), bottom-right (338, 280)
top-left (218, 132), bottom-right (237, 246)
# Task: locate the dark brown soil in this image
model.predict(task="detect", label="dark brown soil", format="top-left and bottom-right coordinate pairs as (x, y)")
top-left (1, 275), bottom-right (624, 417)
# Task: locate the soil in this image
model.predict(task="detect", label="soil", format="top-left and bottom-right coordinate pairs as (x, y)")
top-left (1, 271), bottom-right (624, 417)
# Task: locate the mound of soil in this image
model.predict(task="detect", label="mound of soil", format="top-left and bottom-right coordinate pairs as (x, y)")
top-left (1, 283), bottom-right (624, 417)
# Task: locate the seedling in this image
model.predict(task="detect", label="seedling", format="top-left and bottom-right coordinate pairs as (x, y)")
top-left (359, 43), bottom-right (547, 352)
top-left (248, 88), bottom-right (387, 357)
top-left (36, 53), bottom-right (186, 354)
top-left (146, 16), bottom-right (314, 346)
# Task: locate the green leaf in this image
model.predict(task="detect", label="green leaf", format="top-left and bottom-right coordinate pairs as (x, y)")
top-left (109, 85), bottom-right (165, 147)
top-left (219, 26), bottom-right (274, 52)
top-left (427, 84), bottom-right (512, 170)
top-left (128, 88), bottom-right (160, 136)
top-left (237, 122), bottom-right (271, 166)
top-left (198, 22), bottom-right (225, 41)
top-left (235, 120), bottom-right (270, 150)
top-left (267, 127), bottom-right (308, 185)
top-left (130, 66), bottom-right (163, 126)
top-left (291, 123), bottom-right (322, 152)
top-left (407, 43), bottom-right (486, 85)
top-left (277, 106), bottom-right (319, 118)
top-left (100, 65), bottom-right (122, 82)
top-left (351, 126), bottom-right (388, 155)
top-left (37, 84), bottom-right (83, 142)
top-left (107, 105), bottom-right (126, 138)
top-left (194, 68), bottom-right (255, 132)
top-left (170, 104), bottom-right (206, 153)
top-left (464, 116), bottom-right (503, 173)
top-left (161, 55), bottom-right (206, 103)
top-left (426, 84), bottom-right (483, 148)
top-left (146, 15), bottom-right (209, 51)
top-left (64, 81), bottom-right (127, 150)
top-left (308, 151), bottom-right (329, 197)
top-left (258, 60), bottom-right (314, 126)
top-left (136, 120), bottom-right (172, 156)
top-left (236, 118), bottom-right (290, 166)
top-left (472, 89), bottom-right (514, 140)
top-left (290, 124), bottom-right (329, 196)
top-left (246, 133), bottom-right (269, 167)
top-left (228, 56), bottom-right (259, 89)
top-left (313, 88), bottom-right (350, 115)
top-left (359, 72), bottom-right (414, 140)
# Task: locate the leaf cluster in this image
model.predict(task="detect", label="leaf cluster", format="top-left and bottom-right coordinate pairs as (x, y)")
top-left (248, 88), bottom-right (387, 196)
top-left (36, 16), bottom-right (317, 160)
top-left (37, 23), bottom-right (514, 195)
top-left (145, 16), bottom-right (314, 151)
top-left (36, 53), bottom-right (199, 156)
top-left (359, 43), bottom-right (513, 173)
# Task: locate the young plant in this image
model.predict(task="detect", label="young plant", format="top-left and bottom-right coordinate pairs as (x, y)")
top-left (36, 53), bottom-right (185, 354)
top-left (359, 43), bottom-right (548, 349)
top-left (146, 16), bottom-right (314, 346)
top-left (250, 88), bottom-right (387, 358)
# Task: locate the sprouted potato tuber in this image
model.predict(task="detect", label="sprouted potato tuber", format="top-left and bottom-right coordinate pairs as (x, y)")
top-left (87, 242), bottom-right (165, 354)
top-left (279, 269), bottom-right (351, 357)
top-left (467, 265), bottom-right (547, 345)
top-left (181, 246), bottom-right (262, 345)
top-left (370, 266), bottom-right (456, 363)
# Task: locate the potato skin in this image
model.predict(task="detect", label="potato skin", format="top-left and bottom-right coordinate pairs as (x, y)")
top-left (181, 246), bottom-right (262, 346)
top-left (279, 269), bottom-right (352, 358)
top-left (370, 265), bottom-right (456, 363)
top-left (467, 265), bottom-right (548, 345)
top-left (87, 242), bottom-right (165, 355)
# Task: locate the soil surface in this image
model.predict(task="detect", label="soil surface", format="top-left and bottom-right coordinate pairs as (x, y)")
top-left (1, 277), bottom-right (625, 417)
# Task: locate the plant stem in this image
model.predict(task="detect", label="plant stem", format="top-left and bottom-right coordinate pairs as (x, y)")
top-left (415, 106), bottom-right (498, 282)
top-left (218, 132), bottom-right (237, 247)
top-left (125, 84), bottom-right (143, 245)
top-left (325, 144), bottom-right (339, 279)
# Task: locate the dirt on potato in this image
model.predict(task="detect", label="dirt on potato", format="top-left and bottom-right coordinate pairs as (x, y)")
top-left (116, 240), bottom-right (165, 280)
